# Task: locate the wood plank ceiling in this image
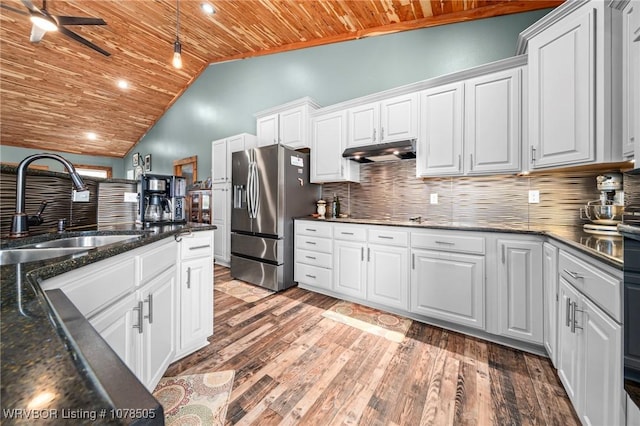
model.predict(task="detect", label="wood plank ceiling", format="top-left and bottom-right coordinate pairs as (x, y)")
top-left (0, 0), bottom-right (563, 158)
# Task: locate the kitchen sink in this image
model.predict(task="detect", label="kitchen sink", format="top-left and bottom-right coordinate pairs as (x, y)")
top-left (30, 234), bottom-right (142, 249)
top-left (0, 247), bottom-right (91, 266)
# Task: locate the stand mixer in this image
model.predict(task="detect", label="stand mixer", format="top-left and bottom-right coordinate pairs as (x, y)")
top-left (580, 173), bottom-right (625, 235)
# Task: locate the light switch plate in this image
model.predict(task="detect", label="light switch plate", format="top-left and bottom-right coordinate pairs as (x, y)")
top-left (124, 192), bottom-right (139, 203)
top-left (430, 193), bottom-right (438, 204)
top-left (528, 190), bottom-right (540, 204)
top-left (72, 190), bottom-right (90, 202)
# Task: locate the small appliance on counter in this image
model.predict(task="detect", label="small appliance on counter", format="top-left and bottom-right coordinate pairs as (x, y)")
top-left (580, 173), bottom-right (625, 235)
top-left (137, 174), bottom-right (187, 225)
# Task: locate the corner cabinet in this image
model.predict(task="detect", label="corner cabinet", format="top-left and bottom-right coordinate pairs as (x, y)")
top-left (255, 97), bottom-right (320, 149)
top-left (526, 1), bottom-right (622, 169)
top-left (310, 109), bottom-right (359, 183)
top-left (495, 237), bottom-right (543, 345)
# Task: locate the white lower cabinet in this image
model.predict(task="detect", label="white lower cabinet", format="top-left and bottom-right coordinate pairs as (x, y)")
top-left (334, 239), bottom-right (367, 299)
top-left (496, 238), bottom-right (543, 344)
top-left (410, 249), bottom-right (484, 329)
top-left (91, 266), bottom-right (176, 391)
top-left (543, 242), bottom-right (559, 367)
top-left (556, 246), bottom-right (623, 426)
top-left (367, 243), bottom-right (409, 310)
top-left (294, 221), bottom-right (333, 291)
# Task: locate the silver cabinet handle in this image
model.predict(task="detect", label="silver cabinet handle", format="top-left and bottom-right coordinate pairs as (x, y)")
top-left (145, 294), bottom-right (153, 324)
top-left (341, 232), bottom-right (354, 235)
top-left (412, 253), bottom-right (415, 270)
top-left (531, 146), bottom-right (536, 162)
top-left (565, 297), bottom-right (572, 327)
top-left (373, 128), bottom-right (377, 142)
top-left (377, 235), bottom-right (394, 240)
top-left (305, 274), bottom-right (316, 279)
top-left (186, 266), bottom-right (192, 289)
top-left (458, 155), bottom-right (461, 170)
top-left (133, 301), bottom-right (144, 334)
top-left (305, 228), bottom-right (317, 232)
top-left (563, 269), bottom-right (583, 280)
top-left (305, 255), bottom-right (316, 260)
top-left (571, 301), bottom-right (583, 333)
top-left (361, 246), bottom-right (364, 261)
top-left (305, 241), bottom-right (317, 245)
top-left (189, 244), bottom-right (211, 250)
top-left (381, 127), bottom-right (385, 140)
top-left (470, 154), bottom-right (473, 171)
top-left (367, 247), bottom-right (370, 262)
top-left (435, 240), bottom-right (454, 245)
top-left (501, 244), bottom-right (506, 264)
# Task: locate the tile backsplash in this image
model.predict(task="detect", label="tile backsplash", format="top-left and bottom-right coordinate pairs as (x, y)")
top-left (322, 159), bottom-right (638, 227)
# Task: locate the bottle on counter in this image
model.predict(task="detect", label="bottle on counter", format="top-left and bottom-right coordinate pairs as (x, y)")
top-left (332, 194), bottom-right (341, 218)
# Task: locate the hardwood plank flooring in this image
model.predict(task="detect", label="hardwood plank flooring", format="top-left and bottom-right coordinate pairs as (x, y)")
top-left (164, 265), bottom-right (580, 425)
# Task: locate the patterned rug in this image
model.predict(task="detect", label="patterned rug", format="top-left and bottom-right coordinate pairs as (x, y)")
top-left (322, 301), bottom-right (412, 343)
top-left (153, 370), bottom-right (235, 425)
top-left (214, 279), bottom-right (274, 303)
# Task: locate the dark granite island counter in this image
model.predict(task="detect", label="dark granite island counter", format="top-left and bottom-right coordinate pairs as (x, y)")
top-left (0, 223), bottom-right (215, 425)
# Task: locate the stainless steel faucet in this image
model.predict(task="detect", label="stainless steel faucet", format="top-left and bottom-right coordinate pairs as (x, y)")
top-left (9, 153), bottom-right (89, 238)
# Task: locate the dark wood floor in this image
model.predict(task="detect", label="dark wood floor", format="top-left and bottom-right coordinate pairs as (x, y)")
top-left (165, 265), bottom-right (580, 425)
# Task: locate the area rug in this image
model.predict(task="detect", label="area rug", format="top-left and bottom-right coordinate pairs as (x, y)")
top-left (214, 279), bottom-right (274, 303)
top-left (322, 301), bottom-right (412, 343)
top-left (153, 370), bottom-right (235, 425)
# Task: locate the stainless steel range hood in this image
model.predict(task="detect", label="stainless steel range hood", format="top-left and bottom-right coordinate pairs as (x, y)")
top-left (342, 139), bottom-right (416, 163)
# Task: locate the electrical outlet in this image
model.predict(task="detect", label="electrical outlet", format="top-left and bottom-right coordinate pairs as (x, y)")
top-left (430, 193), bottom-right (438, 204)
top-left (124, 192), bottom-right (138, 203)
top-left (72, 190), bottom-right (90, 202)
top-left (528, 190), bottom-right (540, 204)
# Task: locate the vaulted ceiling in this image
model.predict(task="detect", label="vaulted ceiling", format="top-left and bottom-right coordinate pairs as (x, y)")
top-left (0, 0), bottom-right (563, 159)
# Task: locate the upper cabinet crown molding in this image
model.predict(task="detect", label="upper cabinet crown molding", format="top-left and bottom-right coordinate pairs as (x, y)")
top-left (253, 96), bottom-right (321, 118)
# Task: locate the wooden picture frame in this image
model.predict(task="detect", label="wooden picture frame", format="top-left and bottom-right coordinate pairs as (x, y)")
top-left (132, 152), bottom-right (140, 167)
top-left (144, 154), bottom-right (152, 172)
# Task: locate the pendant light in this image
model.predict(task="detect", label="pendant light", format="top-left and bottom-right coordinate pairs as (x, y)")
top-left (172, 0), bottom-right (183, 69)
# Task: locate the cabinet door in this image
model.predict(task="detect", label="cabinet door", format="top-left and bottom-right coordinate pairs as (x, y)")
top-left (624, 2), bottom-right (640, 159)
top-left (140, 267), bottom-right (176, 391)
top-left (367, 244), bottom-right (409, 311)
top-left (212, 139), bottom-right (228, 183)
top-left (334, 240), bottom-right (366, 299)
top-left (528, 6), bottom-right (595, 168)
top-left (557, 278), bottom-right (581, 407)
top-left (212, 185), bottom-right (228, 264)
top-left (279, 106), bottom-right (306, 148)
top-left (543, 242), bottom-right (559, 367)
top-left (179, 257), bottom-right (214, 354)
top-left (228, 134), bottom-right (246, 154)
top-left (417, 82), bottom-right (464, 176)
top-left (410, 249), bottom-right (484, 329)
top-left (465, 68), bottom-right (521, 174)
top-left (496, 239), bottom-right (543, 344)
top-left (257, 114), bottom-right (278, 146)
top-left (580, 297), bottom-right (622, 426)
top-left (90, 292), bottom-right (139, 377)
top-left (311, 110), bottom-right (353, 183)
top-left (380, 93), bottom-right (418, 143)
top-left (347, 102), bottom-right (379, 148)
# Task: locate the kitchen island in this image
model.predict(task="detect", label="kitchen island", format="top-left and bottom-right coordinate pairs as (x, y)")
top-left (0, 223), bottom-right (215, 425)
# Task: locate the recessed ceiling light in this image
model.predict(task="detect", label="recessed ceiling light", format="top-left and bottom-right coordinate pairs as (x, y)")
top-left (86, 132), bottom-right (97, 140)
top-left (201, 2), bottom-right (216, 15)
top-left (117, 79), bottom-right (129, 89)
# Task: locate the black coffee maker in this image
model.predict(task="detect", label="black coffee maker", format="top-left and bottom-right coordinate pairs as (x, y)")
top-left (138, 174), bottom-right (172, 224)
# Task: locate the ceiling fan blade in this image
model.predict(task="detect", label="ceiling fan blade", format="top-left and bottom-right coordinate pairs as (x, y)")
top-left (0, 3), bottom-right (29, 15)
top-left (55, 16), bottom-right (106, 26)
top-left (29, 24), bottom-right (46, 42)
top-left (20, 0), bottom-right (40, 13)
top-left (58, 25), bottom-right (110, 56)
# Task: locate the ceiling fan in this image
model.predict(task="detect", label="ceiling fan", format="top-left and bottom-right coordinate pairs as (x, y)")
top-left (0, 0), bottom-right (110, 56)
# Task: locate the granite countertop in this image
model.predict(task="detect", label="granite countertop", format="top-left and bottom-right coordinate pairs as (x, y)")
top-left (295, 216), bottom-right (624, 269)
top-left (0, 222), bottom-right (216, 425)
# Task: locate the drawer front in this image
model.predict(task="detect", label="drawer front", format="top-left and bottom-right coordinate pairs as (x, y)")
top-left (295, 262), bottom-right (332, 290)
top-left (296, 221), bottom-right (333, 238)
top-left (559, 250), bottom-right (621, 321)
top-left (140, 240), bottom-right (178, 284)
top-left (295, 234), bottom-right (332, 254)
top-left (181, 231), bottom-right (214, 260)
top-left (334, 224), bottom-right (367, 242)
top-left (411, 231), bottom-right (485, 254)
top-left (368, 227), bottom-right (408, 247)
top-left (296, 248), bottom-right (332, 268)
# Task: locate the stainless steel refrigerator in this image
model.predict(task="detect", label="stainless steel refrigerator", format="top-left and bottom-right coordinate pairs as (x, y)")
top-left (230, 144), bottom-right (320, 291)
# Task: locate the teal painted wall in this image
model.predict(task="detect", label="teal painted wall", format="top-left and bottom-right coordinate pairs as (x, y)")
top-left (0, 145), bottom-right (124, 176)
top-left (1, 9), bottom-right (553, 179)
top-left (128, 9), bottom-right (551, 180)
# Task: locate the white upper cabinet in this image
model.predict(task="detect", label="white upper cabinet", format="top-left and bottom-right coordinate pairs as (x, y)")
top-left (347, 93), bottom-right (418, 148)
top-left (310, 109), bottom-right (359, 183)
top-left (417, 82), bottom-right (465, 176)
top-left (525, 1), bottom-right (622, 169)
top-left (623, 0), bottom-right (640, 160)
top-left (255, 97), bottom-right (320, 149)
top-left (212, 133), bottom-right (257, 184)
top-left (465, 67), bottom-right (522, 175)
top-left (416, 63), bottom-right (523, 177)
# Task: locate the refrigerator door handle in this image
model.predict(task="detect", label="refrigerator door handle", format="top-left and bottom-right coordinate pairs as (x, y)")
top-left (246, 163), bottom-right (254, 218)
top-left (252, 162), bottom-right (260, 218)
